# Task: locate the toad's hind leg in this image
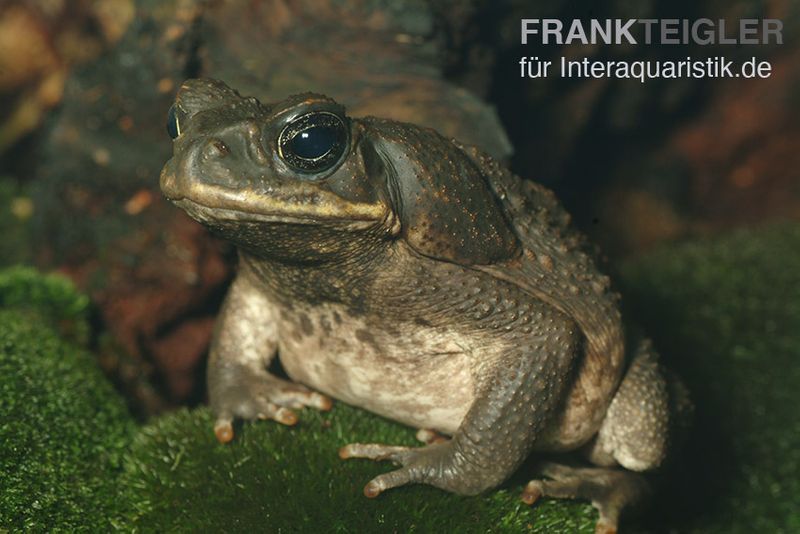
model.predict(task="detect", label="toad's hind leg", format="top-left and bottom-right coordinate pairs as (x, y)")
top-left (522, 462), bottom-right (650, 534)
top-left (523, 339), bottom-right (692, 533)
top-left (586, 338), bottom-right (692, 472)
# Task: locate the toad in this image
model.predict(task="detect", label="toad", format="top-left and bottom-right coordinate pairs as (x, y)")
top-left (160, 78), bottom-right (691, 533)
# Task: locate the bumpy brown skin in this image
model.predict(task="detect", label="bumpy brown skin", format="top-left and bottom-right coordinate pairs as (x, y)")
top-left (160, 79), bottom-right (691, 533)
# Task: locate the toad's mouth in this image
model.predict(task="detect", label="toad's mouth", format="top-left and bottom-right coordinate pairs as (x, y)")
top-left (160, 168), bottom-right (389, 227)
top-left (176, 197), bottom-right (320, 225)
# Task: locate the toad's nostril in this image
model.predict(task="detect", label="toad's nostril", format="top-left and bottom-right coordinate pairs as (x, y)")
top-left (205, 139), bottom-right (230, 158)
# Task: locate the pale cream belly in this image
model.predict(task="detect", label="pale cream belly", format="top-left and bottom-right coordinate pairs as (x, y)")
top-left (275, 305), bottom-right (475, 435)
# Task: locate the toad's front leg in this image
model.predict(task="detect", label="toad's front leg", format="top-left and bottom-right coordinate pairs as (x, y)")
top-left (209, 270), bottom-right (331, 443)
top-left (339, 306), bottom-right (579, 496)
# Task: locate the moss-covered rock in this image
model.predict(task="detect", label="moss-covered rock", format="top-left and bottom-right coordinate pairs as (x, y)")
top-left (0, 266), bottom-right (90, 344)
top-left (121, 406), bottom-right (595, 533)
top-left (0, 267), bottom-right (135, 531)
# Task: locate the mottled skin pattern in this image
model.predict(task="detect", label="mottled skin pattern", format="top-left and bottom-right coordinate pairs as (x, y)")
top-left (160, 79), bottom-right (691, 533)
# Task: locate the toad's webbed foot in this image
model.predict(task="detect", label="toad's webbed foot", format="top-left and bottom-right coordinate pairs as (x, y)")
top-left (522, 462), bottom-right (651, 534)
top-left (210, 363), bottom-right (332, 443)
top-left (339, 440), bottom-right (486, 497)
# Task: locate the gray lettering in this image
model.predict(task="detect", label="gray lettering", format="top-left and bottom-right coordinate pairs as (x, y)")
top-left (739, 19), bottom-right (759, 45)
top-left (764, 19), bottom-right (783, 45)
top-left (523, 17), bottom-right (784, 49)
top-left (692, 18), bottom-right (715, 45)
top-left (616, 19), bottom-right (637, 44)
top-left (521, 19), bottom-right (539, 45)
top-left (543, 19), bottom-right (563, 45)
top-left (566, 20), bottom-right (588, 44)
top-left (590, 19), bottom-right (612, 44)
top-left (661, 19), bottom-right (680, 44)
top-left (718, 19), bottom-right (736, 44)
top-left (639, 19), bottom-right (658, 44)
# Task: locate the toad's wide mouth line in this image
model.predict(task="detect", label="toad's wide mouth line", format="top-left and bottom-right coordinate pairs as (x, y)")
top-left (160, 167), bottom-right (390, 226)
top-left (173, 197), bottom-right (384, 227)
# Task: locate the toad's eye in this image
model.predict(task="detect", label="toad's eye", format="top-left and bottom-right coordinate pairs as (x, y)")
top-left (277, 111), bottom-right (347, 173)
top-left (166, 104), bottom-right (181, 139)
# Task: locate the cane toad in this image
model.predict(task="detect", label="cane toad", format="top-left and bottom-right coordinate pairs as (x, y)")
top-left (160, 78), bottom-right (691, 533)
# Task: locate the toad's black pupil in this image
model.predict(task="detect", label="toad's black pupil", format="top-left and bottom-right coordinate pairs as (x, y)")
top-left (166, 104), bottom-right (179, 139)
top-left (290, 126), bottom-right (336, 160)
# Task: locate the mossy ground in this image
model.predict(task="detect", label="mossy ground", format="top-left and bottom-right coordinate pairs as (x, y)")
top-left (122, 406), bottom-right (595, 533)
top-left (0, 268), bottom-right (135, 531)
top-left (2, 222), bottom-right (799, 532)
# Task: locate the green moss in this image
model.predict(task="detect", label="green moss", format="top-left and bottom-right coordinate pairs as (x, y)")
top-left (121, 406), bottom-right (595, 532)
top-left (0, 269), bottom-right (135, 531)
top-left (0, 266), bottom-right (90, 344)
top-left (620, 223), bottom-right (800, 532)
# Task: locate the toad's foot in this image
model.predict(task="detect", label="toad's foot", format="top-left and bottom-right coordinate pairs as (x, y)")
top-left (522, 462), bottom-right (651, 534)
top-left (211, 365), bottom-right (332, 443)
top-left (339, 440), bottom-right (478, 497)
